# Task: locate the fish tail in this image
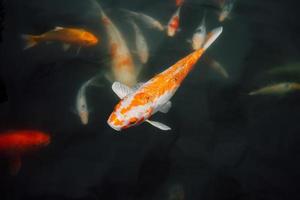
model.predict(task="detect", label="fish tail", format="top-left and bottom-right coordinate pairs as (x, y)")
top-left (21, 34), bottom-right (38, 50)
top-left (202, 26), bottom-right (223, 51)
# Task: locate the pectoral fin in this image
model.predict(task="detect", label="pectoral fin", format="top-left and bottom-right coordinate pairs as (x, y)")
top-left (146, 120), bottom-right (171, 131)
top-left (159, 101), bottom-right (172, 113)
top-left (62, 43), bottom-right (71, 51)
top-left (112, 82), bottom-right (133, 99)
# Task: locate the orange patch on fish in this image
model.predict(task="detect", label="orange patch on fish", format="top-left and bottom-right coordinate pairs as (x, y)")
top-left (117, 56), bottom-right (134, 69)
top-left (169, 16), bottom-right (179, 29)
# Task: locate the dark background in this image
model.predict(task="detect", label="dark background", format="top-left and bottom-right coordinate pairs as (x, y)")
top-left (0, 0), bottom-right (300, 199)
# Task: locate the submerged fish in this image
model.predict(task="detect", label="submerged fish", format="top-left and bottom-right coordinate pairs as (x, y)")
top-left (167, 6), bottom-right (182, 37)
top-left (122, 9), bottom-right (165, 32)
top-left (206, 57), bottom-right (229, 79)
top-left (218, 0), bottom-right (235, 22)
top-left (22, 27), bottom-right (99, 50)
top-left (266, 62), bottom-right (300, 76)
top-left (0, 130), bottom-right (50, 175)
top-left (98, 4), bottom-right (138, 87)
top-left (107, 26), bottom-right (222, 131)
top-left (75, 76), bottom-right (101, 125)
top-left (188, 12), bottom-right (207, 50)
top-left (128, 19), bottom-right (149, 64)
top-left (175, 0), bottom-right (185, 7)
top-left (248, 82), bottom-right (300, 96)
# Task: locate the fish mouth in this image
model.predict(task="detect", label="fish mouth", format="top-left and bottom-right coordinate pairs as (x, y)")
top-left (107, 120), bottom-right (122, 131)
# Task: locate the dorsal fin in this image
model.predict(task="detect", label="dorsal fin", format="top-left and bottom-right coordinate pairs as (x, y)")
top-left (54, 26), bottom-right (64, 31)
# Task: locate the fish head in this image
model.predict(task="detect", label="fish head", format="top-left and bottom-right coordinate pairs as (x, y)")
top-left (192, 33), bottom-right (205, 50)
top-left (29, 131), bottom-right (51, 147)
top-left (81, 31), bottom-right (99, 46)
top-left (107, 95), bottom-right (151, 131)
top-left (79, 111), bottom-right (89, 125)
top-left (219, 10), bottom-right (229, 22)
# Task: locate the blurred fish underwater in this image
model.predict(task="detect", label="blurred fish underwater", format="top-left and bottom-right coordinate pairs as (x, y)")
top-left (0, 0), bottom-right (300, 200)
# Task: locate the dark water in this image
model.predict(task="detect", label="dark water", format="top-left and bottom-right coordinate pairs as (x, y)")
top-left (0, 0), bottom-right (300, 199)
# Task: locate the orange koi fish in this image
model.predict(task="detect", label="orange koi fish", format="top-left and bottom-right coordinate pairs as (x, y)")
top-left (22, 27), bottom-right (99, 50)
top-left (98, 3), bottom-right (138, 87)
top-left (0, 130), bottom-right (50, 175)
top-left (107, 26), bottom-right (222, 131)
top-left (167, 6), bottom-right (182, 37)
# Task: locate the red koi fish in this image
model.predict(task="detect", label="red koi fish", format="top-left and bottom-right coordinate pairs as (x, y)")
top-left (167, 6), bottom-right (182, 37)
top-left (107, 27), bottom-right (223, 131)
top-left (0, 130), bottom-right (50, 175)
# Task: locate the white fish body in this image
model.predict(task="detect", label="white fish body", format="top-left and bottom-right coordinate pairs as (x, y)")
top-left (129, 20), bottom-right (149, 64)
top-left (99, 5), bottom-right (137, 86)
top-left (123, 9), bottom-right (164, 31)
top-left (191, 14), bottom-right (207, 50)
top-left (76, 79), bottom-right (93, 125)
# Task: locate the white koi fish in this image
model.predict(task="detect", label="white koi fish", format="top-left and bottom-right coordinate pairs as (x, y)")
top-left (107, 26), bottom-right (223, 131)
top-left (249, 82), bottom-right (300, 96)
top-left (75, 77), bottom-right (97, 125)
top-left (128, 19), bottom-right (149, 64)
top-left (122, 9), bottom-right (165, 32)
top-left (218, 0), bottom-right (235, 22)
top-left (97, 3), bottom-right (137, 87)
top-left (188, 12), bottom-right (207, 50)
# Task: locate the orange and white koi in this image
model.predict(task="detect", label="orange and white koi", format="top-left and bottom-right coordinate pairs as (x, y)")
top-left (22, 27), bottom-right (99, 50)
top-left (129, 19), bottom-right (149, 64)
top-left (107, 26), bottom-right (222, 131)
top-left (167, 6), bottom-right (182, 37)
top-left (122, 9), bottom-right (165, 32)
top-left (98, 4), bottom-right (137, 87)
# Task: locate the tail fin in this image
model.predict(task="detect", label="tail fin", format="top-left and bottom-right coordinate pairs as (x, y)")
top-left (203, 26), bottom-right (223, 50)
top-left (21, 34), bottom-right (38, 50)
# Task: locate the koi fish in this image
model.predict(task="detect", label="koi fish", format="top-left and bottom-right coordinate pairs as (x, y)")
top-left (128, 19), bottom-right (149, 64)
top-left (266, 62), bottom-right (300, 76)
top-left (188, 12), bottom-right (207, 50)
top-left (75, 76), bottom-right (101, 125)
top-left (167, 6), bottom-right (182, 37)
top-left (175, 0), bottom-right (185, 7)
top-left (218, 0), bottom-right (235, 22)
top-left (122, 9), bottom-right (165, 32)
top-left (248, 82), bottom-right (300, 96)
top-left (205, 57), bottom-right (229, 79)
top-left (98, 4), bottom-right (138, 87)
top-left (107, 26), bottom-right (222, 131)
top-left (22, 27), bottom-right (99, 50)
top-left (0, 130), bottom-right (50, 175)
